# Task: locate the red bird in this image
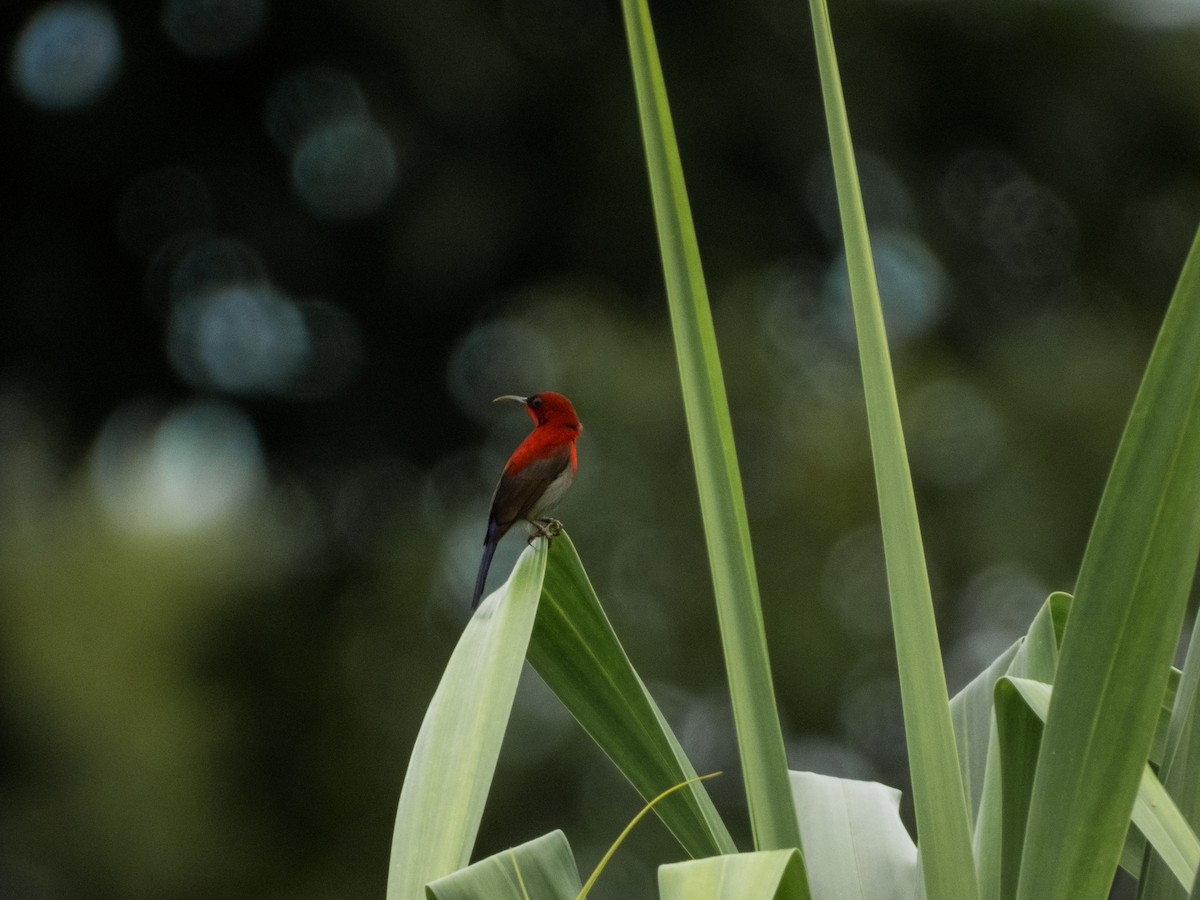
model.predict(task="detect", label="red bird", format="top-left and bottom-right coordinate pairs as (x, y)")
top-left (472, 392), bottom-right (582, 609)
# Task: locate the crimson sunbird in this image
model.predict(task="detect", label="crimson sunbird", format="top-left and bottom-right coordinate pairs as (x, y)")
top-left (471, 392), bottom-right (582, 610)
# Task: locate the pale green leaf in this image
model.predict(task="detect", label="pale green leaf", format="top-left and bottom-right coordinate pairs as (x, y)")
top-left (789, 771), bottom-right (919, 900)
top-left (619, 0), bottom-right (802, 854)
top-left (425, 831), bottom-right (581, 900)
top-left (659, 850), bottom-right (811, 900)
top-left (387, 543), bottom-right (547, 900)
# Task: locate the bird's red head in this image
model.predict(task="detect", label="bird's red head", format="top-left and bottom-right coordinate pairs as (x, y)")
top-left (495, 392), bottom-right (581, 431)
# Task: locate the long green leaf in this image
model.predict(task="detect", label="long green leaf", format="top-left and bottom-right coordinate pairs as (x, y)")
top-left (806, 1), bottom-right (977, 897)
top-left (425, 831), bottom-right (581, 900)
top-left (388, 543), bottom-right (548, 900)
top-left (619, 0), bottom-right (802, 853)
top-left (1016, 226), bottom-right (1200, 900)
top-left (789, 772), bottom-right (919, 900)
top-left (1141, 614), bottom-right (1200, 900)
top-left (659, 850), bottom-right (811, 900)
top-left (528, 535), bottom-right (736, 858)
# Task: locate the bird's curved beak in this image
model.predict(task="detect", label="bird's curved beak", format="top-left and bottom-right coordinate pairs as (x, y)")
top-left (493, 395), bottom-right (528, 406)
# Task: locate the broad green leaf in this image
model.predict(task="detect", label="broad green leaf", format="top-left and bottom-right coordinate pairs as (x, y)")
top-left (1017, 226), bottom-right (1200, 900)
top-left (1141, 614), bottom-right (1200, 900)
top-left (953, 593), bottom-right (1063, 900)
top-left (424, 831), bottom-right (581, 900)
top-left (1007, 678), bottom-right (1200, 892)
top-left (528, 535), bottom-right (736, 858)
top-left (659, 850), bottom-right (811, 900)
top-left (619, 0), bottom-right (802, 854)
top-left (993, 679), bottom-right (1045, 900)
top-left (388, 543), bottom-right (547, 900)
top-left (806, 0), bottom-right (977, 897)
top-left (789, 771), bottom-right (919, 900)
top-left (950, 640), bottom-right (1020, 822)
top-left (976, 595), bottom-right (1181, 887)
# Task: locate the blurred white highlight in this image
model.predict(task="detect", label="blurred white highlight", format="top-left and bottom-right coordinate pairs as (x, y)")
top-left (90, 401), bottom-right (266, 534)
top-left (11, 2), bottom-right (121, 110)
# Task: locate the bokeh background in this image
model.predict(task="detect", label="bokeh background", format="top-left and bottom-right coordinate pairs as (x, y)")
top-left (2, 0), bottom-right (1199, 896)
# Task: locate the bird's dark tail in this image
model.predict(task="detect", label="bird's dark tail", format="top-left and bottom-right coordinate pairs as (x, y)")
top-left (471, 529), bottom-right (500, 610)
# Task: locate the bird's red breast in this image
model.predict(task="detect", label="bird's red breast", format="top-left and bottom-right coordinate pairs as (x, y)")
top-left (505, 422), bottom-right (579, 475)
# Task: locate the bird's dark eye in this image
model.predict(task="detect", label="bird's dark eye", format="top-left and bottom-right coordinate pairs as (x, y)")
top-left (528, 395), bottom-right (542, 407)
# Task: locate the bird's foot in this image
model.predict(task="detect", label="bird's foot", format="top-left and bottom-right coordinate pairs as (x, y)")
top-left (527, 518), bottom-right (564, 544)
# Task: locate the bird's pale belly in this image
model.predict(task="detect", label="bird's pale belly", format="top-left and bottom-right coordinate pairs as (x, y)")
top-left (527, 464), bottom-right (575, 522)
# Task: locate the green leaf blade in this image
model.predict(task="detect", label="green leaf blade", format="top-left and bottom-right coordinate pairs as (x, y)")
top-left (806, 1), bottom-right (978, 897)
top-left (528, 535), bottom-right (736, 859)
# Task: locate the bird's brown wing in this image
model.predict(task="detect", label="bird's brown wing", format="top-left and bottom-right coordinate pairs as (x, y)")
top-left (489, 450), bottom-right (571, 534)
